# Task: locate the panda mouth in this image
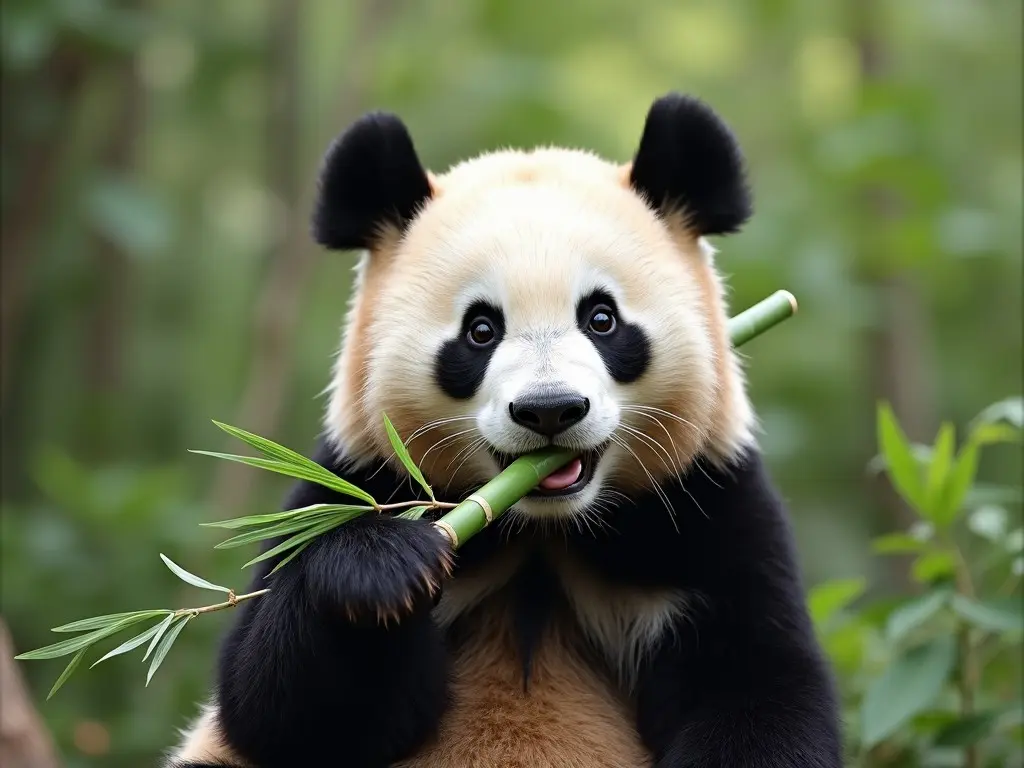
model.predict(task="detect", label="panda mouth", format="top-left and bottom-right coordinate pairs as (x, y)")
top-left (489, 443), bottom-right (608, 498)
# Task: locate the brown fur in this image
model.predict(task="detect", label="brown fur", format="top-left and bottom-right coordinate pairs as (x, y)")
top-left (396, 609), bottom-right (653, 768)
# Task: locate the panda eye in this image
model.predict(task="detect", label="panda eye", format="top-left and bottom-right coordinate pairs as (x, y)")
top-left (467, 318), bottom-right (496, 347)
top-left (588, 306), bottom-right (616, 335)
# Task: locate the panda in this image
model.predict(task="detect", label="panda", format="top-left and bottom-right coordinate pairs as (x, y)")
top-left (167, 93), bottom-right (842, 768)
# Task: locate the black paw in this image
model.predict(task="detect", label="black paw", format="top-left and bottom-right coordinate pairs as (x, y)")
top-left (302, 514), bottom-right (453, 626)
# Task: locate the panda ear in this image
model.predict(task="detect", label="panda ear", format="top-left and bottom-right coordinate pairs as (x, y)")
top-left (628, 94), bottom-right (752, 236)
top-left (311, 112), bottom-right (433, 250)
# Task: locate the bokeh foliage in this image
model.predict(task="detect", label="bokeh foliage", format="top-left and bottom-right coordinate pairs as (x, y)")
top-left (1, 0), bottom-right (1020, 766)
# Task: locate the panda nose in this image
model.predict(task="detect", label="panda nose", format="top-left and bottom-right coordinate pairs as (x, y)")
top-left (509, 393), bottom-right (590, 437)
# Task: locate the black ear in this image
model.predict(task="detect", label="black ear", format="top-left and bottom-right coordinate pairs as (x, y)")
top-left (311, 112), bottom-right (432, 250)
top-left (629, 94), bottom-right (752, 236)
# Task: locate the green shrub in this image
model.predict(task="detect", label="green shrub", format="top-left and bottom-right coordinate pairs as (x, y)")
top-left (809, 397), bottom-right (1023, 767)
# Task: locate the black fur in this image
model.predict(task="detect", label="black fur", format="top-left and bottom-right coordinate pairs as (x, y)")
top-left (175, 439), bottom-right (841, 768)
top-left (576, 289), bottom-right (651, 383)
top-left (311, 112), bottom-right (432, 250)
top-left (630, 93), bottom-right (753, 236)
top-left (434, 300), bottom-right (506, 399)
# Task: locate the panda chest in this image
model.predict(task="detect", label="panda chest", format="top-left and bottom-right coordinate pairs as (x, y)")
top-left (398, 560), bottom-right (684, 768)
top-left (399, 615), bottom-right (653, 768)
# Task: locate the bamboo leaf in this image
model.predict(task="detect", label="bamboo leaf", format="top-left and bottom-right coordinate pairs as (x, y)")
top-left (861, 635), bottom-right (957, 747)
top-left (877, 403), bottom-right (926, 512)
top-left (91, 615), bottom-right (173, 668)
top-left (189, 451), bottom-right (376, 505)
top-left (201, 503), bottom-right (371, 530)
top-left (146, 614), bottom-right (192, 686)
top-left (47, 647), bottom-right (87, 700)
top-left (244, 517), bottom-right (346, 569)
top-left (215, 506), bottom-right (369, 550)
top-left (16, 613), bottom-right (160, 660)
top-left (142, 614), bottom-right (175, 662)
top-left (52, 610), bottom-right (167, 634)
top-left (212, 421), bottom-right (331, 469)
top-left (382, 412), bottom-right (434, 501)
top-left (212, 506), bottom-right (370, 549)
top-left (397, 505), bottom-right (431, 521)
top-left (159, 553), bottom-right (229, 593)
top-left (885, 588), bottom-right (951, 643)
top-left (267, 540), bottom-right (313, 576)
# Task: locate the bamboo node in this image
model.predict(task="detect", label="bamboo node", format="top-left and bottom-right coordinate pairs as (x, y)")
top-left (467, 493), bottom-right (493, 524)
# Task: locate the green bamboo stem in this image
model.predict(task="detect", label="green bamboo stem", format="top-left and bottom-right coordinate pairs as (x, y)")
top-left (432, 288), bottom-right (799, 548)
top-left (727, 289), bottom-right (798, 348)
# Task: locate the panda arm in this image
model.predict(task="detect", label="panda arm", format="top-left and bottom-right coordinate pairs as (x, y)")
top-left (631, 455), bottom-right (843, 768)
top-left (193, 448), bottom-right (453, 768)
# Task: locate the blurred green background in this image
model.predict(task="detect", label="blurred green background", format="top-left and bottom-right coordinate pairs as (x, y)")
top-left (1, 1), bottom-right (1020, 766)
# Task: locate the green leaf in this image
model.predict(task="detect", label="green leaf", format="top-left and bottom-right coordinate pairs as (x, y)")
top-left (885, 588), bottom-right (951, 642)
top-left (16, 613), bottom-right (162, 660)
top-left (267, 540), bottom-right (313, 576)
top-left (877, 403), bottom-right (926, 511)
top-left (243, 516), bottom-right (347, 569)
top-left (807, 577), bottom-right (866, 630)
top-left (189, 451), bottom-right (376, 506)
top-left (937, 440), bottom-right (980, 527)
top-left (872, 532), bottom-right (929, 555)
top-left (924, 423), bottom-right (956, 514)
top-left (201, 503), bottom-right (371, 530)
top-left (971, 396), bottom-right (1023, 430)
top-left (90, 615), bottom-right (174, 668)
top-left (950, 595), bottom-right (1023, 633)
top-left (146, 614), bottom-right (192, 686)
top-left (159, 553), bottom-right (229, 593)
top-left (52, 610), bottom-right (166, 633)
top-left (970, 422), bottom-right (1022, 446)
top-left (209, 422), bottom-right (378, 506)
top-left (212, 505), bottom-right (370, 549)
top-left (912, 551), bottom-right (957, 584)
top-left (397, 505), bottom-right (431, 521)
top-left (382, 412), bottom-right (434, 501)
top-left (212, 421), bottom-right (327, 464)
top-left (47, 647), bottom-right (87, 700)
top-left (861, 635), bottom-right (957, 747)
top-left (933, 710), bottom-right (999, 746)
top-left (142, 614), bottom-right (175, 662)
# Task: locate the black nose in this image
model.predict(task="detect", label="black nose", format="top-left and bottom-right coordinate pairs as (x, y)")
top-left (509, 393), bottom-right (591, 437)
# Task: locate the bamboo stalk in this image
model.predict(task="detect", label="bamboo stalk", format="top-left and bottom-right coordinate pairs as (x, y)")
top-left (432, 289), bottom-right (798, 547)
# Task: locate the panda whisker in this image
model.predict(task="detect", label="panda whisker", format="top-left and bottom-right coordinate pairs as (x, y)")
top-left (609, 433), bottom-right (678, 532)
top-left (448, 437), bottom-right (489, 477)
top-left (420, 428), bottom-right (478, 465)
top-left (617, 423), bottom-right (680, 478)
top-left (626, 405), bottom-right (707, 441)
top-left (406, 415), bottom-right (477, 444)
top-left (621, 409), bottom-right (686, 475)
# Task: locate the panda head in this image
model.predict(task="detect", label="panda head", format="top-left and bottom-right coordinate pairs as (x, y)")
top-left (316, 94), bottom-right (756, 522)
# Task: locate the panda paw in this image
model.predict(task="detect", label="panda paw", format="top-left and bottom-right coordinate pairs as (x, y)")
top-left (301, 514), bottom-right (454, 626)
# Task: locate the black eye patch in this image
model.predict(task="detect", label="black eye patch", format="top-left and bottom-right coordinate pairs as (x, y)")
top-left (576, 290), bottom-right (650, 384)
top-left (434, 300), bottom-right (506, 399)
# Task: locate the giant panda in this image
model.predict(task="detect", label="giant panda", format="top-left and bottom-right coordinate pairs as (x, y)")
top-left (167, 93), bottom-right (842, 768)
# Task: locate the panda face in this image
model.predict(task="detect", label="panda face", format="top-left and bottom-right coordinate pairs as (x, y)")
top-left (339, 150), bottom-right (747, 521)
top-left (320, 96), bottom-right (757, 523)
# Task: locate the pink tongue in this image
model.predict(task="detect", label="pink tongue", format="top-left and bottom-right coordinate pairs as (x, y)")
top-left (540, 458), bottom-right (583, 490)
